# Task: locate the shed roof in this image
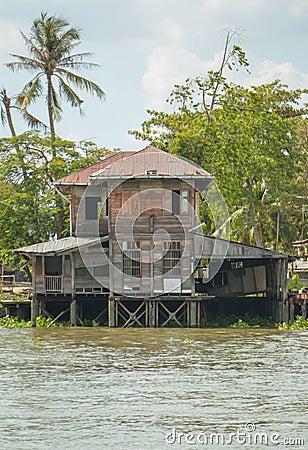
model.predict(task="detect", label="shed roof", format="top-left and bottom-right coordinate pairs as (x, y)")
top-left (14, 236), bottom-right (108, 256)
top-left (195, 234), bottom-right (288, 259)
top-left (55, 146), bottom-right (212, 185)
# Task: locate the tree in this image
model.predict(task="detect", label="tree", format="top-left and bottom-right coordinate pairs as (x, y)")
top-left (5, 12), bottom-right (105, 143)
top-left (131, 55), bottom-right (308, 250)
top-left (0, 131), bottom-right (112, 267)
top-left (0, 88), bottom-right (46, 137)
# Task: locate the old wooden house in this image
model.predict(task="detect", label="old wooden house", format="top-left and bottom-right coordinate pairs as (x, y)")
top-left (15, 146), bottom-right (290, 327)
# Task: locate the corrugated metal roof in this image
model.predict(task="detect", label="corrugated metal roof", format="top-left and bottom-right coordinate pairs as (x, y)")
top-left (92, 146), bottom-right (211, 179)
top-left (14, 236), bottom-right (106, 255)
top-left (55, 146), bottom-right (212, 185)
top-left (55, 151), bottom-right (135, 184)
top-left (195, 234), bottom-right (288, 259)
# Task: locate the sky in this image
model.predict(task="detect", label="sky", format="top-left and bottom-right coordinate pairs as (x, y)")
top-left (0, 0), bottom-right (307, 151)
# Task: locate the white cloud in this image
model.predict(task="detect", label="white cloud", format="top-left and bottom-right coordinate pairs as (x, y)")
top-left (291, 0), bottom-right (308, 16)
top-left (0, 20), bottom-right (21, 54)
top-left (248, 60), bottom-right (308, 89)
top-left (142, 45), bottom-right (224, 109)
top-left (143, 43), bottom-right (308, 111)
top-left (162, 18), bottom-right (183, 42)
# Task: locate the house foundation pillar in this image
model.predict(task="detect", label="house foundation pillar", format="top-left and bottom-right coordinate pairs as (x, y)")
top-left (31, 295), bottom-right (39, 327)
top-left (70, 297), bottom-right (78, 326)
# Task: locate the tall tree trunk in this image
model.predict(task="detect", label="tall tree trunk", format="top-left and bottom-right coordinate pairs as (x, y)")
top-left (2, 90), bottom-right (16, 136)
top-left (47, 75), bottom-right (56, 150)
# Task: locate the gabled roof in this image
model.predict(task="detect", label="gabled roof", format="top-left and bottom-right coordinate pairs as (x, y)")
top-left (55, 151), bottom-right (135, 184)
top-left (55, 146), bottom-right (212, 185)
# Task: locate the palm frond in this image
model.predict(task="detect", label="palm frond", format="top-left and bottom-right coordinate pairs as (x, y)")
top-left (20, 31), bottom-right (45, 62)
top-left (5, 55), bottom-right (44, 72)
top-left (50, 84), bottom-right (62, 122)
top-left (59, 52), bottom-right (96, 64)
top-left (0, 106), bottom-right (7, 126)
top-left (57, 68), bottom-right (106, 99)
top-left (20, 109), bottom-right (48, 131)
top-left (16, 76), bottom-right (43, 109)
top-left (56, 75), bottom-right (84, 109)
top-left (58, 61), bottom-right (100, 71)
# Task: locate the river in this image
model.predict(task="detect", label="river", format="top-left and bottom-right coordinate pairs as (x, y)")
top-left (0, 328), bottom-right (307, 449)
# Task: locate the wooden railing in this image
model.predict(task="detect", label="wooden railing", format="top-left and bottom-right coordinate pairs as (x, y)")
top-left (45, 275), bottom-right (62, 293)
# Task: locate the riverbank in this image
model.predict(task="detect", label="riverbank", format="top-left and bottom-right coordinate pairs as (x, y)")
top-left (1, 314), bottom-right (307, 330)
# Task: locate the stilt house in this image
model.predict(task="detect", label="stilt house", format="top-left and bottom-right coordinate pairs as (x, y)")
top-left (15, 146), bottom-right (290, 327)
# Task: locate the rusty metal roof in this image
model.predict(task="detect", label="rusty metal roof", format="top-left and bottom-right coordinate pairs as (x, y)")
top-left (55, 146), bottom-right (212, 185)
top-left (55, 151), bottom-right (136, 184)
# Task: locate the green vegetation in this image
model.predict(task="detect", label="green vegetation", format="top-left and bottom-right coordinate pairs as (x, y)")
top-left (0, 12), bottom-right (108, 271)
top-left (0, 22), bottom-right (307, 273)
top-left (278, 316), bottom-right (308, 330)
top-left (287, 274), bottom-right (305, 292)
top-left (130, 31), bottom-right (308, 252)
top-left (201, 314), bottom-right (276, 328)
top-left (4, 11), bottom-right (105, 140)
top-left (0, 315), bottom-right (52, 328)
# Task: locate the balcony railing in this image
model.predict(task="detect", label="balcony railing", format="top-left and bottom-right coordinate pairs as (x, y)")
top-left (45, 275), bottom-right (62, 293)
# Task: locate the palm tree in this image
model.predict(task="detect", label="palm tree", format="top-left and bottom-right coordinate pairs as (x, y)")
top-left (0, 88), bottom-right (47, 136)
top-left (5, 12), bottom-right (105, 142)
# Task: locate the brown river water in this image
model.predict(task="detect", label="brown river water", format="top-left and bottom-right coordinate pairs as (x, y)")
top-left (0, 328), bottom-right (307, 449)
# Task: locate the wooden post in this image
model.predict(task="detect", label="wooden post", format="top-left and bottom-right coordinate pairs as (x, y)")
top-left (290, 303), bottom-right (295, 321)
top-left (70, 297), bottom-right (78, 326)
top-left (282, 302), bottom-right (289, 323)
top-left (278, 302), bottom-right (283, 323)
top-left (31, 295), bottom-right (39, 327)
top-left (109, 297), bottom-right (115, 327)
top-left (302, 300), bottom-right (307, 320)
top-left (16, 303), bottom-right (22, 321)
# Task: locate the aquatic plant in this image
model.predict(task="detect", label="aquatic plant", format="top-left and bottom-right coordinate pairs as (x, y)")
top-left (0, 315), bottom-right (53, 328)
top-left (277, 316), bottom-right (308, 330)
top-left (203, 314), bottom-right (276, 328)
top-left (0, 316), bottom-right (32, 328)
top-left (35, 316), bottom-right (53, 327)
top-left (230, 319), bottom-right (250, 328)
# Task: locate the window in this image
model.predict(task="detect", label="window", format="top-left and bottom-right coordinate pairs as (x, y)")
top-left (122, 242), bottom-right (141, 277)
top-left (36, 256), bottom-right (42, 276)
top-left (172, 190), bottom-right (189, 215)
top-left (181, 190), bottom-right (189, 214)
top-left (85, 196), bottom-right (108, 220)
top-left (64, 255), bottom-right (71, 276)
top-left (194, 192), bottom-right (199, 215)
top-left (163, 241), bottom-right (181, 274)
top-left (85, 197), bottom-right (101, 220)
top-left (172, 190), bottom-right (180, 215)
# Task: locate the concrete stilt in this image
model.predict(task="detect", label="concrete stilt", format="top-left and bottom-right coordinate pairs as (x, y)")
top-left (148, 300), bottom-right (156, 328)
top-left (189, 301), bottom-right (198, 328)
top-left (70, 298), bottom-right (78, 326)
top-left (108, 298), bottom-right (115, 327)
top-left (31, 295), bottom-right (39, 327)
